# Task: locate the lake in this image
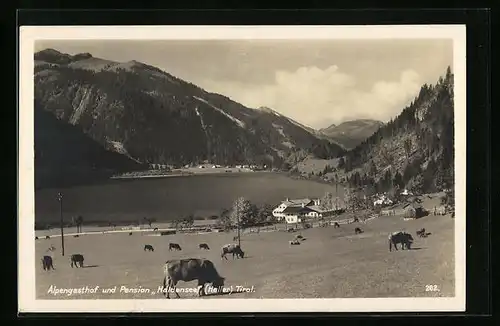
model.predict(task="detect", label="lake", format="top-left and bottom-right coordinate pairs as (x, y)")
top-left (34, 172), bottom-right (344, 224)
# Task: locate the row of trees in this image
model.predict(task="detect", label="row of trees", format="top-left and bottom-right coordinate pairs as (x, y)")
top-left (216, 198), bottom-right (276, 231)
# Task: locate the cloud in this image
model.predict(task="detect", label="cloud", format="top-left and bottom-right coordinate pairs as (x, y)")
top-left (201, 65), bottom-right (422, 129)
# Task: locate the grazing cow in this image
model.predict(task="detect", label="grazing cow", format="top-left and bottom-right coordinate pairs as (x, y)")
top-left (162, 258), bottom-right (225, 299)
top-left (70, 254), bottom-right (85, 268)
top-left (144, 244), bottom-right (154, 251)
top-left (233, 236), bottom-right (239, 241)
top-left (35, 236), bottom-right (39, 240)
top-left (153, 228), bottom-right (159, 231)
top-left (388, 232), bottom-right (414, 252)
top-left (169, 243), bottom-right (182, 251)
top-left (74, 235), bottom-right (79, 238)
top-left (354, 227), bottom-right (363, 234)
top-left (199, 243), bottom-right (210, 250)
top-left (41, 255), bottom-right (54, 271)
top-left (221, 243), bottom-right (245, 260)
top-left (334, 222), bottom-right (340, 228)
top-left (289, 239), bottom-right (301, 245)
top-left (129, 232), bottom-right (133, 236)
top-left (45, 236), bottom-right (50, 239)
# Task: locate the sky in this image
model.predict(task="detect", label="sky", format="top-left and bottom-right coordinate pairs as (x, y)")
top-left (35, 39), bottom-right (453, 129)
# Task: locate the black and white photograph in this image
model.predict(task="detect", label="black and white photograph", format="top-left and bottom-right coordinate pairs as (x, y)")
top-left (18, 25), bottom-right (466, 313)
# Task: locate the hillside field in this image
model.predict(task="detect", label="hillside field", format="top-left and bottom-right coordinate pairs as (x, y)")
top-left (35, 211), bottom-right (455, 299)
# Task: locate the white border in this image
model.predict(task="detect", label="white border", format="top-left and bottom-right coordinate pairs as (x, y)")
top-left (18, 25), bottom-right (466, 313)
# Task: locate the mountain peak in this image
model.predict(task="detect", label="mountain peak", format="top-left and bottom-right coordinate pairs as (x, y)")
top-left (73, 52), bottom-right (93, 60)
top-left (35, 48), bottom-right (94, 65)
top-left (37, 48), bottom-right (63, 55)
top-left (319, 119), bottom-right (385, 150)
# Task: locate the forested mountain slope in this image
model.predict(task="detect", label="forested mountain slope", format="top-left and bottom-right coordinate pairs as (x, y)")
top-left (338, 67), bottom-right (455, 196)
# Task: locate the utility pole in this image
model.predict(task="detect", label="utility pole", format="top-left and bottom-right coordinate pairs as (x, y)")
top-left (57, 192), bottom-right (65, 256)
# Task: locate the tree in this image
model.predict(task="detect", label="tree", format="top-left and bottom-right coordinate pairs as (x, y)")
top-left (258, 203), bottom-right (275, 223)
top-left (369, 161), bottom-right (377, 177)
top-left (404, 138), bottom-right (412, 159)
top-left (170, 218), bottom-right (181, 230)
top-left (393, 171), bottom-right (404, 189)
top-left (230, 197), bottom-right (257, 229)
top-left (337, 157), bottom-right (345, 169)
top-left (442, 187), bottom-right (455, 208)
top-left (143, 217), bottom-right (156, 228)
top-left (344, 187), bottom-right (364, 212)
top-left (408, 174), bottom-right (424, 195)
top-left (217, 208), bottom-right (232, 231)
top-left (182, 214), bottom-right (195, 229)
top-left (75, 216), bottom-right (84, 233)
top-left (344, 157), bottom-right (353, 172)
top-left (321, 192), bottom-right (335, 210)
top-left (380, 146), bottom-right (393, 165)
top-left (388, 184), bottom-right (400, 202)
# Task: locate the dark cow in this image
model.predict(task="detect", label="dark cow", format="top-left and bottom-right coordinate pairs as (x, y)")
top-left (289, 239), bottom-right (301, 245)
top-left (334, 222), bottom-right (340, 228)
top-left (199, 243), bottom-right (210, 250)
top-left (221, 243), bottom-right (245, 260)
top-left (41, 255), bottom-right (54, 271)
top-left (74, 235), bottom-right (79, 238)
top-left (153, 228), bottom-right (159, 231)
top-left (45, 236), bottom-right (50, 239)
top-left (169, 243), bottom-right (182, 251)
top-left (388, 232), bottom-right (414, 252)
top-left (144, 244), bottom-right (154, 251)
top-left (129, 232), bottom-right (133, 236)
top-left (70, 254), bottom-right (85, 268)
top-left (354, 227), bottom-right (363, 234)
top-left (162, 258), bottom-right (225, 299)
top-left (35, 236), bottom-right (39, 240)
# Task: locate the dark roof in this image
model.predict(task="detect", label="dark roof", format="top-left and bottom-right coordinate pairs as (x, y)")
top-left (283, 198), bottom-right (314, 206)
top-left (282, 206), bottom-right (312, 214)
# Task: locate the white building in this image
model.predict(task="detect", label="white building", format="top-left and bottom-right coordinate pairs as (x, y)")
top-left (400, 189), bottom-right (413, 196)
top-left (272, 198), bottom-right (342, 222)
top-left (373, 194), bottom-right (393, 207)
top-left (272, 198), bottom-right (315, 220)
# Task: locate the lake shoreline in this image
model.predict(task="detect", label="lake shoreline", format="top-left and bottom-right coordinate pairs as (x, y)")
top-left (110, 169), bottom-right (274, 180)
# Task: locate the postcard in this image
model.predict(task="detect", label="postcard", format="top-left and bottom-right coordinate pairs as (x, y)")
top-left (18, 24), bottom-right (466, 313)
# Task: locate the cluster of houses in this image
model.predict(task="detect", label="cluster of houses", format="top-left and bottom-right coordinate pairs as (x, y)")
top-left (185, 163), bottom-right (266, 171)
top-left (272, 197), bottom-right (346, 224)
top-left (148, 163), bottom-right (169, 170)
top-left (274, 190), bottom-right (447, 225)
